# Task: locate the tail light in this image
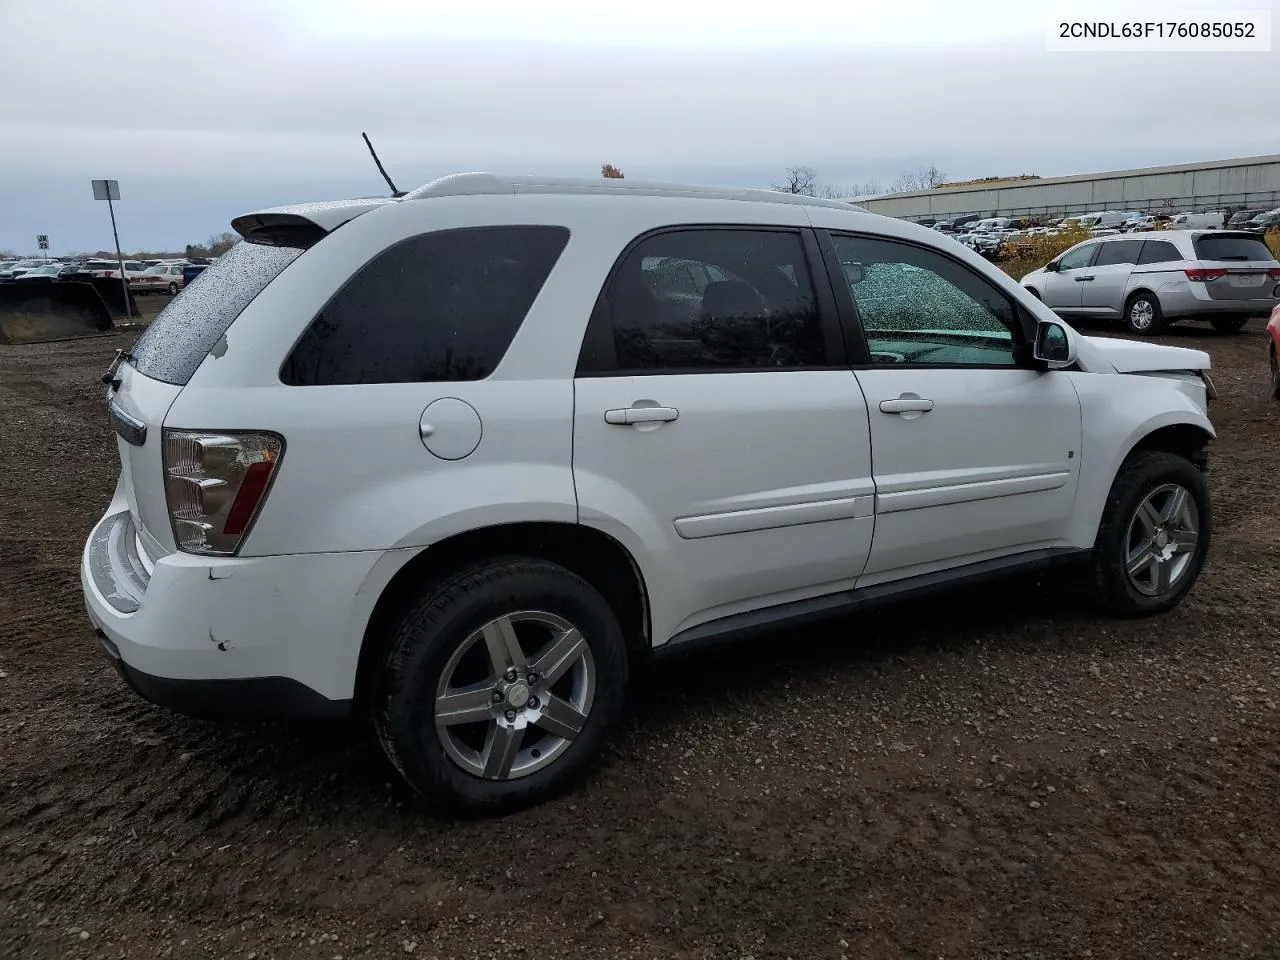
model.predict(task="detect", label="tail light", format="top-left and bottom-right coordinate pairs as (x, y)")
top-left (1184, 268), bottom-right (1226, 282)
top-left (1269, 268), bottom-right (1280, 280)
top-left (163, 430), bottom-right (284, 555)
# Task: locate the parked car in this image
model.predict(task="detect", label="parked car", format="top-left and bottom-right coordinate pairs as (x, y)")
top-left (0, 258), bottom-right (56, 280)
top-left (1227, 208), bottom-right (1268, 229)
top-left (1076, 212), bottom-right (1129, 231)
top-left (132, 263), bottom-right (187, 295)
top-left (1246, 209), bottom-right (1280, 234)
top-left (1268, 303), bottom-right (1280, 401)
top-left (1022, 230), bottom-right (1280, 335)
top-left (180, 262), bottom-right (209, 287)
top-left (83, 259), bottom-right (147, 281)
top-left (1169, 212), bottom-right (1224, 229)
top-left (85, 173), bottom-right (1218, 813)
top-left (12, 264), bottom-right (65, 282)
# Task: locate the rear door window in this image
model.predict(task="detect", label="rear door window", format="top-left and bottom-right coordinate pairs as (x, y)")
top-left (129, 239), bottom-right (307, 385)
top-left (281, 225), bottom-right (570, 386)
top-left (1193, 234), bottom-right (1275, 262)
top-left (1137, 240), bottom-right (1183, 265)
top-left (578, 228), bottom-right (829, 373)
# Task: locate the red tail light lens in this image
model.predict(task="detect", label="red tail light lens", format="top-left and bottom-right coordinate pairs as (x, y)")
top-left (1269, 268), bottom-right (1280, 280)
top-left (163, 430), bottom-right (283, 555)
top-left (1184, 268), bottom-right (1226, 282)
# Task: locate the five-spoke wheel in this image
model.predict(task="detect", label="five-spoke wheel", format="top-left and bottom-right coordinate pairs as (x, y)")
top-left (434, 611), bottom-right (596, 781)
top-left (375, 558), bottom-right (627, 815)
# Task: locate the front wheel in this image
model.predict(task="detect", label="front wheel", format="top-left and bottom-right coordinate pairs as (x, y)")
top-left (1123, 292), bottom-right (1164, 335)
top-left (167, 282), bottom-right (178, 295)
top-left (1210, 315), bottom-right (1248, 334)
top-left (374, 557), bottom-right (629, 816)
top-left (1270, 345), bottom-right (1280, 400)
top-left (1089, 451), bottom-right (1210, 617)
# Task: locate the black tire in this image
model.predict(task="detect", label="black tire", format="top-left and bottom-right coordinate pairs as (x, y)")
top-left (1210, 315), bottom-right (1248, 334)
top-left (374, 557), bottom-right (629, 816)
top-left (1089, 451), bottom-right (1211, 618)
top-left (167, 282), bottom-right (178, 295)
top-left (1122, 291), bottom-right (1164, 335)
top-left (1270, 344), bottom-right (1280, 401)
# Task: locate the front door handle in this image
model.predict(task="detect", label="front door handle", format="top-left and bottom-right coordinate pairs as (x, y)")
top-left (604, 406), bottom-right (679, 425)
top-left (879, 395), bottom-right (934, 417)
top-left (1075, 275), bottom-right (1095, 282)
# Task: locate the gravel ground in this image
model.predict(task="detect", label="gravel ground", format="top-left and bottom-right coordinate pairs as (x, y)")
top-left (1, 317), bottom-right (1278, 960)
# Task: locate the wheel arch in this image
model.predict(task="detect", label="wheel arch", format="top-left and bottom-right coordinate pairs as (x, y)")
top-left (353, 521), bottom-right (651, 709)
top-left (1124, 286), bottom-right (1159, 309)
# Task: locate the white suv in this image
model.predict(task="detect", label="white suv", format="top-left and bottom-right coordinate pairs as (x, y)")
top-left (84, 174), bottom-right (1217, 814)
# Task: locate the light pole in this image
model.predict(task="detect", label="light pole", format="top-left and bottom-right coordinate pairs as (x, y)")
top-left (91, 179), bottom-right (132, 319)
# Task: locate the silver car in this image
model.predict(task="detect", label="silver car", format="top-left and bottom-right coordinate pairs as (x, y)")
top-left (1021, 230), bottom-right (1280, 335)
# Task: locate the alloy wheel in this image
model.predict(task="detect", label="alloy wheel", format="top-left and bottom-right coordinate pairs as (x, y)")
top-left (1129, 299), bottom-right (1155, 331)
top-left (1124, 483), bottom-right (1200, 597)
top-left (434, 610), bottom-right (596, 781)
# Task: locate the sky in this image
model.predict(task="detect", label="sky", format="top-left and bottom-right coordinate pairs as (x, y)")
top-left (0, 0), bottom-right (1276, 254)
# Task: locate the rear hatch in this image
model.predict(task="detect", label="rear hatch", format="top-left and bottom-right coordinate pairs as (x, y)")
top-left (1189, 232), bottom-right (1280, 302)
top-left (107, 196), bottom-right (392, 553)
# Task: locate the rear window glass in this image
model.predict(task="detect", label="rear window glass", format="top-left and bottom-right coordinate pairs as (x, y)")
top-left (1193, 234), bottom-right (1275, 262)
top-left (129, 239), bottom-right (305, 385)
top-left (280, 225), bottom-right (570, 386)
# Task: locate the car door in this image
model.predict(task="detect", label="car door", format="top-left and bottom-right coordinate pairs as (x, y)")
top-left (821, 230), bottom-right (1082, 585)
top-left (572, 226), bottom-right (875, 641)
top-left (1079, 238), bottom-right (1142, 316)
top-left (1042, 241), bottom-right (1098, 312)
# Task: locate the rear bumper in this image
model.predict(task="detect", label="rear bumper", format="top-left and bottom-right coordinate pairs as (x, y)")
top-left (93, 628), bottom-right (349, 720)
top-left (82, 502), bottom-right (399, 718)
top-left (1157, 278), bottom-right (1280, 319)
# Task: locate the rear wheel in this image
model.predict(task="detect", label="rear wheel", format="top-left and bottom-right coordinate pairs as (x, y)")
top-left (1089, 451), bottom-right (1210, 617)
top-left (1210, 315), bottom-right (1248, 334)
top-left (374, 557), bottom-right (629, 815)
top-left (1270, 344), bottom-right (1280, 400)
top-left (1123, 292), bottom-right (1164, 335)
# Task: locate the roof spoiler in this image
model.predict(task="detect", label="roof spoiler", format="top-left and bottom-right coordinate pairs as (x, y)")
top-left (230, 198), bottom-right (393, 246)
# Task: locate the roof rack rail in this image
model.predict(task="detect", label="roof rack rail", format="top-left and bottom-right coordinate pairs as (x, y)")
top-left (399, 172), bottom-right (861, 210)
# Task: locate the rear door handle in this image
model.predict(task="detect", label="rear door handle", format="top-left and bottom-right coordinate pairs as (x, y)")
top-left (604, 406), bottom-right (679, 425)
top-left (879, 395), bottom-right (934, 416)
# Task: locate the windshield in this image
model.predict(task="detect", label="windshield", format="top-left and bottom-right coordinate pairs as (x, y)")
top-left (129, 238), bottom-right (309, 385)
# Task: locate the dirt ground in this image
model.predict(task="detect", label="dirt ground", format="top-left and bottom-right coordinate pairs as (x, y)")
top-left (1, 315), bottom-right (1278, 960)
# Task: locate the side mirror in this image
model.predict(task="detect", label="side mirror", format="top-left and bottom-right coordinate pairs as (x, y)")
top-left (1043, 259), bottom-right (1060, 272)
top-left (1034, 319), bottom-right (1076, 369)
top-left (842, 262), bottom-right (866, 285)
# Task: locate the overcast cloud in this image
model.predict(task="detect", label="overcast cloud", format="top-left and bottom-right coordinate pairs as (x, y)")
top-left (0, 0), bottom-right (1275, 253)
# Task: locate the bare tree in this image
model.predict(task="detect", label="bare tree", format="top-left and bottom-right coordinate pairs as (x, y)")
top-left (773, 168), bottom-right (885, 200)
top-left (601, 163), bottom-right (624, 179)
top-left (773, 165), bottom-right (820, 196)
top-left (891, 165), bottom-right (948, 193)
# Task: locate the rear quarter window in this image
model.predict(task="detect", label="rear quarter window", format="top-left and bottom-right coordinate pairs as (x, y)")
top-left (128, 239), bottom-right (306, 386)
top-left (280, 225), bottom-right (570, 386)
top-left (1193, 234), bottom-right (1276, 262)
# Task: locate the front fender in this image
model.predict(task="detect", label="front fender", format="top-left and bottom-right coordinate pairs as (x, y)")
top-left (1062, 370), bottom-right (1214, 550)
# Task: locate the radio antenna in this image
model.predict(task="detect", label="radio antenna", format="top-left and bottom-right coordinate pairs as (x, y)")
top-left (362, 132), bottom-right (404, 197)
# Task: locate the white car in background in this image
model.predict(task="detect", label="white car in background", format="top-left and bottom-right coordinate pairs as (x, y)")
top-left (1022, 230), bottom-right (1280, 335)
top-left (86, 173), bottom-right (1217, 814)
top-left (131, 263), bottom-right (188, 295)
